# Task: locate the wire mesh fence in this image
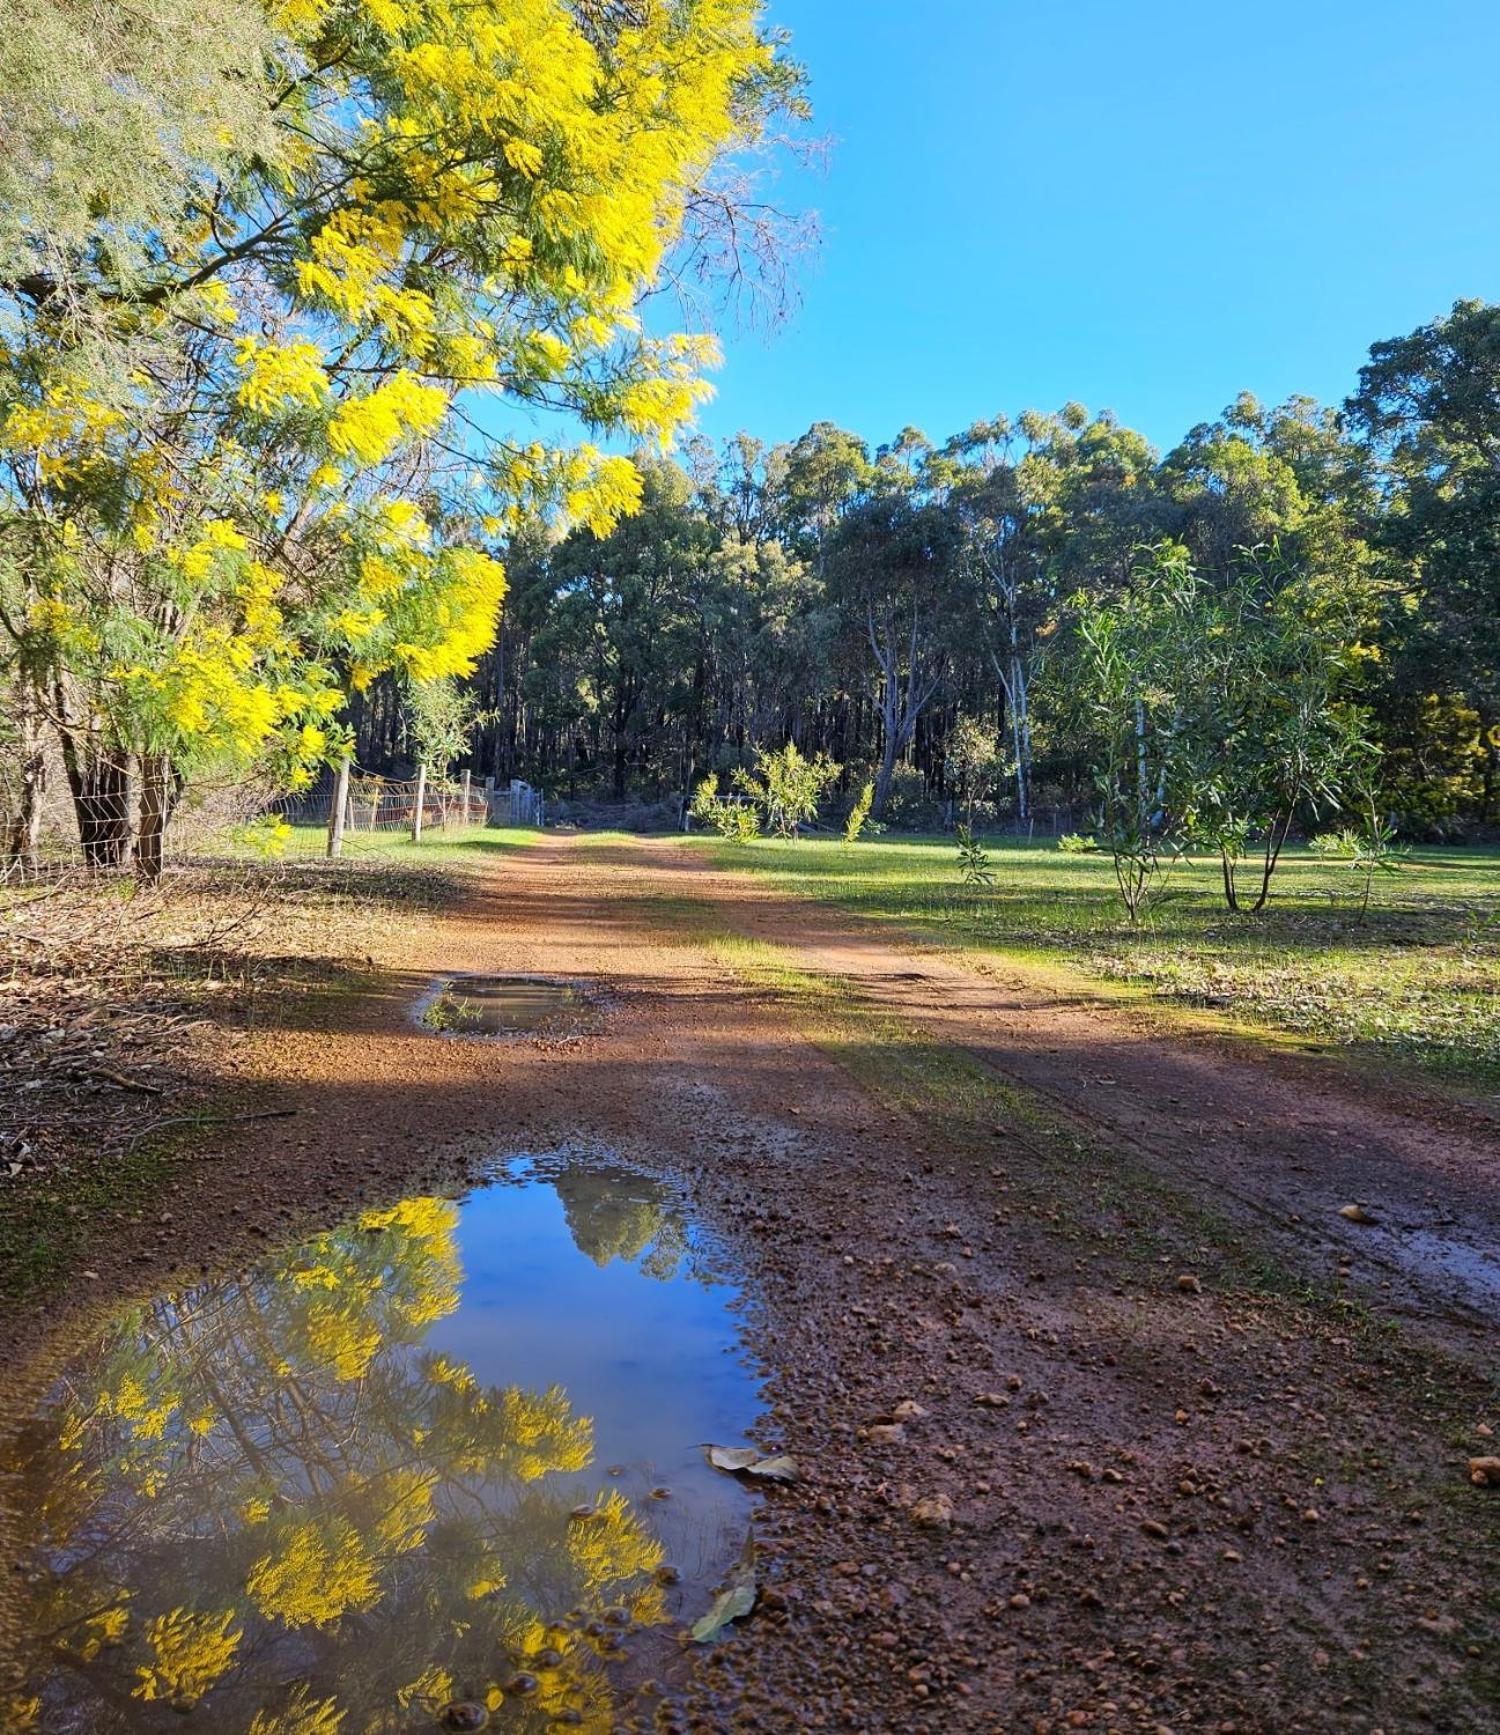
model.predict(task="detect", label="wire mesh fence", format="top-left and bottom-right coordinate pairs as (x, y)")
top-left (276, 774), bottom-right (490, 836)
top-left (0, 760), bottom-right (545, 885)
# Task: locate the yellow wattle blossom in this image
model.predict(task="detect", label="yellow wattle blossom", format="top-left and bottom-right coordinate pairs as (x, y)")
top-left (246, 1516), bottom-right (382, 1628)
top-left (235, 339), bottom-right (330, 414)
top-left (328, 372), bottom-right (448, 464)
top-left (248, 1688), bottom-right (347, 1735)
top-left (134, 1607), bottom-right (241, 1707)
top-left (2, 0), bottom-right (783, 820)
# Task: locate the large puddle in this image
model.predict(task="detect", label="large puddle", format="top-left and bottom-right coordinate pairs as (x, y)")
top-left (414, 977), bottom-right (591, 1039)
top-left (2, 1156), bottom-right (761, 1731)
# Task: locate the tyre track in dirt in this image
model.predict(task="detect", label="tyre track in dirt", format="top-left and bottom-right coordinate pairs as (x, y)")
top-left (635, 836), bottom-right (1500, 1344)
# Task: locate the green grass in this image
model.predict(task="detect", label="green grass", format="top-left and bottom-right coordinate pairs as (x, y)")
top-left (688, 832), bottom-right (1500, 1094)
top-left (224, 822), bottom-right (543, 870)
top-left (0, 1125), bottom-right (193, 1302)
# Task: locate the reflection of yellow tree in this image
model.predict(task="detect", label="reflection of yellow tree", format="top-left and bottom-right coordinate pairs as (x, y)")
top-left (8, 1195), bottom-right (668, 1731)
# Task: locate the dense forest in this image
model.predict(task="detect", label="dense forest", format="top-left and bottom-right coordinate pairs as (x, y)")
top-left (345, 299), bottom-right (1500, 836)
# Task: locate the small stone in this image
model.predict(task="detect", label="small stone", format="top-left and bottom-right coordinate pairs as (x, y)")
top-left (1141, 1520), bottom-right (1169, 1540)
top-left (1338, 1204), bottom-right (1377, 1225)
top-left (438, 1704), bottom-right (490, 1733)
top-left (910, 1493), bottom-right (954, 1529)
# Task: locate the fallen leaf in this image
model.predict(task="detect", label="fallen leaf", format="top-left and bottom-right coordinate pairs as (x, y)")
top-left (1338, 1204), bottom-right (1377, 1225)
top-left (704, 1445), bottom-right (799, 1483)
top-left (690, 1538), bottom-right (758, 1645)
top-left (746, 1454), bottom-right (799, 1483)
top-left (706, 1446), bottom-right (762, 1474)
top-left (690, 1579), bottom-right (757, 1643)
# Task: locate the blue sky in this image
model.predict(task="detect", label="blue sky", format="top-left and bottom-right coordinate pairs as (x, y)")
top-left (685, 0), bottom-right (1500, 459)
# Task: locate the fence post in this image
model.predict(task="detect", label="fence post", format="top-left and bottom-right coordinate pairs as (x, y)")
top-left (327, 755), bottom-right (351, 858)
top-left (461, 768), bottom-right (472, 826)
top-left (411, 764), bottom-right (427, 843)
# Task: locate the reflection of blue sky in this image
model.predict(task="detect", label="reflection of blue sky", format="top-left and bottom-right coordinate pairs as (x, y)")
top-left (428, 1181), bottom-right (759, 1489)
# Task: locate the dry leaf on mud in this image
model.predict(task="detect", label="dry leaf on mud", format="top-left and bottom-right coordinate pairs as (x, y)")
top-left (705, 1445), bottom-right (800, 1483)
top-left (690, 1578), bottom-right (757, 1643)
top-left (748, 1454), bottom-right (799, 1483)
top-left (1338, 1204), bottom-right (1378, 1225)
top-left (706, 1446), bottom-right (763, 1473)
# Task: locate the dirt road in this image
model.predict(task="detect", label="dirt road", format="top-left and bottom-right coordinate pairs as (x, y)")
top-left (4, 833), bottom-right (1498, 1732)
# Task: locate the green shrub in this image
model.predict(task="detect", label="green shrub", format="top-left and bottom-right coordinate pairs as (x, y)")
top-left (843, 780), bottom-right (875, 844)
top-left (733, 743), bottom-right (841, 839)
top-left (1057, 832), bottom-right (1099, 854)
top-left (689, 774), bottom-right (760, 842)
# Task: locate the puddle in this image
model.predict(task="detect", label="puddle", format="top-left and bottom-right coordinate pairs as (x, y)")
top-left (2, 1156), bottom-right (760, 1731)
top-left (1387, 1227), bottom-right (1500, 1313)
top-left (414, 975), bottom-right (592, 1039)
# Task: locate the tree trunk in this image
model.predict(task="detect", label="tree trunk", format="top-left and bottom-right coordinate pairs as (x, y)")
top-left (4, 694), bottom-right (45, 873)
top-left (410, 762), bottom-right (427, 843)
top-left (134, 753), bottom-right (171, 884)
top-left (872, 723), bottom-right (901, 819)
top-left (327, 755), bottom-right (352, 858)
top-left (56, 720), bottom-right (132, 869)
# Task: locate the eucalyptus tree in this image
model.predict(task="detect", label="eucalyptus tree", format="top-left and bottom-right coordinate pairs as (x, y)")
top-left (1346, 299), bottom-right (1500, 822)
top-left (824, 430), bottom-right (960, 818)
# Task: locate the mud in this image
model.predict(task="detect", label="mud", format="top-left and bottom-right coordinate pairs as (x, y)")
top-left (2, 834), bottom-right (1497, 1733)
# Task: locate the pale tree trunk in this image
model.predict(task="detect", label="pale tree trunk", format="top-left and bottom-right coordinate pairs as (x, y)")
top-left (868, 606), bottom-right (941, 820)
top-left (994, 647), bottom-right (1031, 827)
top-left (327, 755), bottom-right (352, 858)
top-left (410, 762), bottom-right (428, 843)
top-left (5, 691), bottom-right (46, 873)
top-left (982, 546), bottom-right (1037, 829)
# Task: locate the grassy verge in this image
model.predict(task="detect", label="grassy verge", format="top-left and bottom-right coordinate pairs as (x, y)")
top-left (688, 833), bottom-right (1500, 1095)
top-left (230, 821), bottom-right (543, 869)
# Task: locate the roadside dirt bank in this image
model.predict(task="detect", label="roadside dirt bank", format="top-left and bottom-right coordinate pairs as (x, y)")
top-left (3, 833), bottom-right (1497, 1733)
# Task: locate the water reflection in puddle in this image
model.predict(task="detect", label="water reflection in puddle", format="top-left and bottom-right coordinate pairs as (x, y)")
top-left (415, 977), bottom-right (590, 1039)
top-left (1391, 1227), bottom-right (1500, 1311)
top-left (4, 1156), bottom-right (760, 1731)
